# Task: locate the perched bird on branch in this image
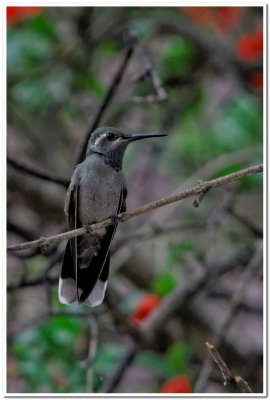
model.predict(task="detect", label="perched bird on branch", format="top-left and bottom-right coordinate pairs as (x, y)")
top-left (59, 126), bottom-right (166, 307)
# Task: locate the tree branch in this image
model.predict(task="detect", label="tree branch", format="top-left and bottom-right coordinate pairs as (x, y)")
top-left (194, 242), bottom-right (262, 392)
top-left (75, 35), bottom-right (138, 164)
top-left (99, 340), bottom-right (138, 393)
top-left (97, 244), bottom-right (255, 389)
top-left (7, 164), bottom-right (263, 253)
top-left (8, 37), bottom-right (138, 187)
top-left (7, 156), bottom-right (69, 188)
top-left (206, 342), bottom-right (253, 393)
top-left (131, 46), bottom-right (167, 104)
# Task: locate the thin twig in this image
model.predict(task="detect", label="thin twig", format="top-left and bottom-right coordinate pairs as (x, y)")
top-left (138, 243), bottom-right (254, 343)
top-left (148, 147), bottom-right (256, 228)
top-left (98, 245), bottom-right (254, 390)
top-left (228, 205), bottom-right (263, 237)
top-left (206, 342), bottom-right (253, 393)
top-left (99, 340), bottom-right (138, 393)
top-left (132, 48), bottom-right (167, 104)
top-left (112, 221), bottom-right (205, 252)
top-left (193, 180), bottom-right (211, 207)
top-left (75, 36), bottom-right (138, 164)
top-left (194, 243), bottom-right (262, 392)
top-left (7, 275), bottom-right (57, 292)
top-left (7, 244), bottom-right (256, 392)
top-left (7, 164), bottom-right (263, 253)
top-left (156, 11), bottom-right (262, 82)
top-left (7, 219), bottom-right (37, 241)
top-left (8, 39), bottom-right (137, 190)
top-left (7, 156), bottom-right (69, 187)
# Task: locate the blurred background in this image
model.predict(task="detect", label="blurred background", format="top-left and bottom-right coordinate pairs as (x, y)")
top-left (7, 6), bottom-right (263, 394)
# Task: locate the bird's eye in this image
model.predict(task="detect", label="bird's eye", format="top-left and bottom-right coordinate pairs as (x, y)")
top-left (106, 132), bottom-right (115, 140)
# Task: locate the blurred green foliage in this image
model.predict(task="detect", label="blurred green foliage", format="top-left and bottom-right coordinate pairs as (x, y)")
top-left (166, 241), bottom-right (194, 264)
top-left (7, 12), bottom-right (105, 119)
top-left (215, 94), bottom-right (263, 150)
top-left (93, 343), bottom-right (193, 392)
top-left (13, 316), bottom-right (88, 392)
top-left (151, 270), bottom-right (177, 297)
top-left (93, 343), bottom-right (126, 391)
top-left (135, 350), bottom-right (174, 379)
top-left (166, 343), bottom-right (192, 374)
top-left (161, 38), bottom-right (196, 77)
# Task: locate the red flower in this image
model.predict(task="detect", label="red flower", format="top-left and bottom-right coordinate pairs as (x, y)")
top-left (236, 28), bottom-right (263, 61)
top-left (160, 374), bottom-right (192, 393)
top-left (130, 294), bottom-right (161, 325)
top-left (7, 6), bottom-right (43, 24)
top-left (249, 71), bottom-right (263, 91)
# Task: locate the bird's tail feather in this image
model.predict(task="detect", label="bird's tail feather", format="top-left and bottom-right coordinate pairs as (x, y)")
top-left (58, 240), bottom-right (77, 304)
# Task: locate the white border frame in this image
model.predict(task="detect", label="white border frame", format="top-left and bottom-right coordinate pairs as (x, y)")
top-left (3, 2), bottom-right (267, 398)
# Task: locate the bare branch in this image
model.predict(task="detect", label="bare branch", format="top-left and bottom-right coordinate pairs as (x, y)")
top-left (132, 47), bottom-right (167, 104)
top-left (7, 164), bottom-right (263, 253)
top-left (7, 156), bottom-right (69, 188)
top-left (194, 242), bottom-right (262, 392)
top-left (8, 37), bottom-right (138, 187)
top-left (138, 243), bottom-right (255, 344)
top-left (75, 35), bottom-right (138, 164)
top-left (206, 342), bottom-right (253, 393)
top-left (98, 245), bottom-right (254, 389)
top-left (228, 205), bottom-right (263, 237)
top-left (193, 180), bottom-right (211, 207)
top-left (99, 340), bottom-right (138, 393)
top-left (156, 11), bottom-right (262, 83)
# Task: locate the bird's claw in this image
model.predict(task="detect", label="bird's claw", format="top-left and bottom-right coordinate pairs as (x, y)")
top-left (110, 214), bottom-right (121, 225)
top-left (84, 223), bottom-right (92, 235)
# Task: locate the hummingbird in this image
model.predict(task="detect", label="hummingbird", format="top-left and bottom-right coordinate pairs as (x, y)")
top-left (59, 127), bottom-right (166, 307)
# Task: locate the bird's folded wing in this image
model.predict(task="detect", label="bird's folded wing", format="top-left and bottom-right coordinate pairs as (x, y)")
top-left (58, 167), bottom-right (80, 304)
top-left (77, 184), bottom-right (126, 304)
top-left (59, 169), bottom-right (127, 307)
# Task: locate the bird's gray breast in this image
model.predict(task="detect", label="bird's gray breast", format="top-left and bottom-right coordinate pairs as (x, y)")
top-left (77, 154), bottom-right (124, 225)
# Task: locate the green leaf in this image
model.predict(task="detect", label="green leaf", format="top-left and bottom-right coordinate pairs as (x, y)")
top-left (166, 344), bottom-right (192, 373)
top-left (152, 271), bottom-right (177, 297)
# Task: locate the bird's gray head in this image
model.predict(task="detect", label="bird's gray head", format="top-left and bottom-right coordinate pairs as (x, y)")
top-left (86, 127), bottom-right (129, 156)
top-left (86, 126), bottom-right (166, 169)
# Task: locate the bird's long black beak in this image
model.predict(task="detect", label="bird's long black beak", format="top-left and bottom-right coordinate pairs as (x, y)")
top-left (127, 133), bottom-right (167, 141)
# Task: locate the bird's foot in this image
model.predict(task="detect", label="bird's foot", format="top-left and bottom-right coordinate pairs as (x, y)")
top-left (84, 223), bottom-right (92, 235)
top-left (109, 214), bottom-right (122, 225)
